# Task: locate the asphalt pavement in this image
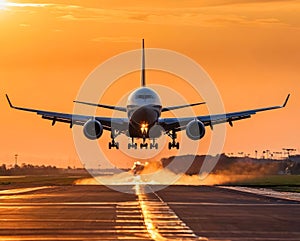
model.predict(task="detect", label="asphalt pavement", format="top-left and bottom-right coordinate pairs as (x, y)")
top-left (0, 184), bottom-right (299, 240)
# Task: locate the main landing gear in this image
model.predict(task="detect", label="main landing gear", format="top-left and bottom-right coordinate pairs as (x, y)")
top-left (108, 131), bottom-right (119, 149)
top-left (150, 140), bottom-right (158, 150)
top-left (140, 138), bottom-right (159, 149)
top-left (128, 138), bottom-right (138, 149)
top-left (127, 138), bottom-right (158, 149)
top-left (168, 130), bottom-right (179, 149)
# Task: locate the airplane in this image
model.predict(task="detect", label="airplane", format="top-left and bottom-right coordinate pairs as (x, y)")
top-left (6, 40), bottom-right (290, 150)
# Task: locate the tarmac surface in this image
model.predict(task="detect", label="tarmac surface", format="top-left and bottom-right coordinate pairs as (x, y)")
top-left (0, 184), bottom-right (299, 241)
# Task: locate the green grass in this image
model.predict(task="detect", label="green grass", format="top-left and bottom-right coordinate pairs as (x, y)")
top-left (271, 186), bottom-right (300, 193)
top-left (223, 175), bottom-right (300, 193)
top-left (0, 174), bottom-right (91, 186)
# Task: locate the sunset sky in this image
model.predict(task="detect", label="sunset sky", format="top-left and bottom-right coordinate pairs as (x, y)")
top-left (0, 0), bottom-right (299, 168)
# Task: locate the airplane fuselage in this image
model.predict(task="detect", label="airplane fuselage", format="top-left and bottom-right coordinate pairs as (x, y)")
top-left (127, 87), bottom-right (162, 138)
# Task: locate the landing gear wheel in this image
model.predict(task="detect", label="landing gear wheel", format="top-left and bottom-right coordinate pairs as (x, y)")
top-left (150, 140), bottom-right (159, 149)
top-left (128, 142), bottom-right (138, 149)
top-left (168, 130), bottom-right (180, 150)
top-left (109, 140), bottom-right (119, 149)
top-left (140, 143), bottom-right (148, 149)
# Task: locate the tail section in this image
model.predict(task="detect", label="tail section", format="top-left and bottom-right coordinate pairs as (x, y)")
top-left (141, 39), bottom-right (146, 87)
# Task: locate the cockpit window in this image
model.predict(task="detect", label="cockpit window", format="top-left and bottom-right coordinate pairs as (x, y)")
top-left (136, 94), bottom-right (154, 100)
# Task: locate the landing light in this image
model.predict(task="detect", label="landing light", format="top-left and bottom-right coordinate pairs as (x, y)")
top-left (140, 123), bottom-right (148, 134)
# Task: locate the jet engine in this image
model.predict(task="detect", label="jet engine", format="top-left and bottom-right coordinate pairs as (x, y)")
top-left (149, 124), bottom-right (164, 138)
top-left (83, 119), bottom-right (103, 140)
top-left (186, 120), bottom-right (206, 140)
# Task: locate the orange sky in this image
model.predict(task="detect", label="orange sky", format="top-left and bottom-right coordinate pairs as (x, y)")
top-left (0, 0), bottom-right (299, 168)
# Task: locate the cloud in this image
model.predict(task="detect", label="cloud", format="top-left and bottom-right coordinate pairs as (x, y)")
top-left (59, 14), bottom-right (77, 21)
top-left (3, 2), bottom-right (54, 8)
top-left (204, 15), bottom-right (286, 27)
top-left (55, 6), bottom-right (289, 28)
top-left (201, 0), bottom-right (295, 7)
top-left (91, 36), bottom-right (140, 43)
top-left (19, 23), bottom-right (31, 27)
top-left (2, 1), bottom-right (296, 28)
top-left (254, 18), bottom-right (282, 24)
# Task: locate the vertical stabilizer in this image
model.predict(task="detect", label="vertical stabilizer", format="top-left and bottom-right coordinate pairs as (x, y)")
top-left (141, 39), bottom-right (146, 87)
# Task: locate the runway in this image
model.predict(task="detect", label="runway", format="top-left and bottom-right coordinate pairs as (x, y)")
top-left (0, 185), bottom-right (299, 241)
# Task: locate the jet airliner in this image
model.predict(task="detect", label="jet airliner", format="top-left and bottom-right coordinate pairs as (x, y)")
top-left (6, 40), bottom-right (290, 150)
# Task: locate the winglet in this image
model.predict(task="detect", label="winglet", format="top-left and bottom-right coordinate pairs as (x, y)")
top-left (282, 94), bottom-right (290, 107)
top-left (5, 94), bottom-right (14, 108)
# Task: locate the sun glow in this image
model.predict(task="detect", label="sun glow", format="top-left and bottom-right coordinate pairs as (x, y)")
top-left (0, 0), bottom-right (7, 10)
top-left (0, 1), bottom-right (51, 9)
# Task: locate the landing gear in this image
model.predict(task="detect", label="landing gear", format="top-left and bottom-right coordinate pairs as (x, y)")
top-left (140, 143), bottom-right (148, 149)
top-left (150, 139), bottom-right (158, 149)
top-left (128, 143), bottom-right (138, 149)
top-left (108, 139), bottom-right (119, 149)
top-left (128, 138), bottom-right (138, 149)
top-left (128, 138), bottom-right (158, 149)
top-left (108, 131), bottom-right (119, 149)
top-left (140, 137), bottom-right (148, 149)
top-left (168, 130), bottom-right (179, 149)
top-left (168, 142), bottom-right (179, 150)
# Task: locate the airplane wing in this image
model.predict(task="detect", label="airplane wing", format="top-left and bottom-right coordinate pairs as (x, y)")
top-left (161, 101), bottom-right (206, 112)
top-left (159, 94), bottom-right (290, 132)
top-left (5, 94), bottom-right (128, 131)
top-left (73, 100), bottom-right (127, 112)
top-left (74, 100), bottom-right (206, 113)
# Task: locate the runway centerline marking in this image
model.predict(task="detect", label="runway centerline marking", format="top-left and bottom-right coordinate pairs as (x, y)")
top-left (135, 184), bottom-right (208, 241)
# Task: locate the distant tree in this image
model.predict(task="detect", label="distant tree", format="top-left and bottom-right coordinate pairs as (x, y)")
top-left (0, 164), bottom-right (7, 175)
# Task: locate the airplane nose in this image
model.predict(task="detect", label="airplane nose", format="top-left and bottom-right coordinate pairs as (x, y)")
top-left (130, 106), bottom-right (158, 127)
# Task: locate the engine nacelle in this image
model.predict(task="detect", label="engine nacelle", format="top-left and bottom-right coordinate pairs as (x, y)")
top-left (186, 120), bottom-right (206, 140)
top-left (149, 124), bottom-right (164, 138)
top-left (83, 120), bottom-right (103, 140)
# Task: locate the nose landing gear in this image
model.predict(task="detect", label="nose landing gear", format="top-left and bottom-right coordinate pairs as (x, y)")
top-left (140, 137), bottom-right (148, 149)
